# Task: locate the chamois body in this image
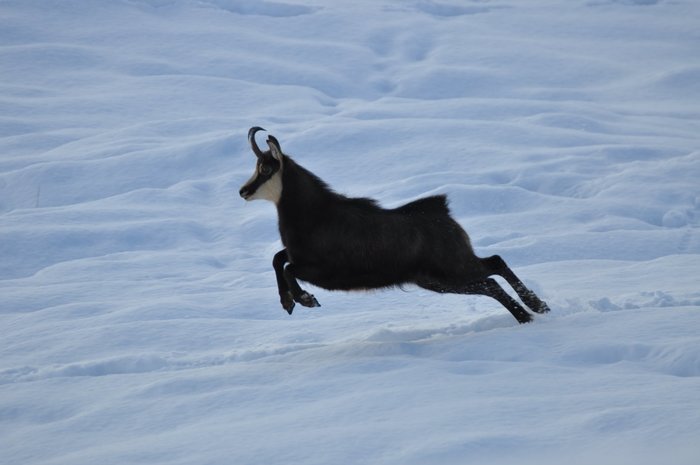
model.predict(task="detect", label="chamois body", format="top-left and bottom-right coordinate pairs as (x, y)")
top-left (240, 127), bottom-right (550, 323)
top-left (278, 157), bottom-right (479, 291)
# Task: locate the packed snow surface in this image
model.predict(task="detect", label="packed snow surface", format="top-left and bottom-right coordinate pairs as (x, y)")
top-left (1, 1), bottom-right (699, 464)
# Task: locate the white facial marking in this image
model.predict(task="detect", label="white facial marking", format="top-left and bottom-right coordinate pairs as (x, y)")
top-left (243, 166), bottom-right (283, 204)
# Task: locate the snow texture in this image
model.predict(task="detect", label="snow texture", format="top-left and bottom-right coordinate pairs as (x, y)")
top-left (1, 1), bottom-right (699, 464)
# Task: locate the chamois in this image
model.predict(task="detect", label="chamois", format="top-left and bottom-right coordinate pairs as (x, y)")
top-left (239, 127), bottom-right (550, 324)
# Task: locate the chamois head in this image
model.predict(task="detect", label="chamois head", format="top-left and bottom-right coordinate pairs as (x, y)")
top-left (239, 127), bottom-right (284, 203)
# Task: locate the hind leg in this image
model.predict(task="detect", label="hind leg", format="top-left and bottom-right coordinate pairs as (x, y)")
top-left (468, 278), bottom-right (533, 324)
top-left (418, 277), bottom-right (532, 324)
top-left (481, 255), bottom-right (550, 314)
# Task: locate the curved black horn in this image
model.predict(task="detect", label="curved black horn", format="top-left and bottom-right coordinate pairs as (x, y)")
top-left (248, 126), bottom-right (266, 158)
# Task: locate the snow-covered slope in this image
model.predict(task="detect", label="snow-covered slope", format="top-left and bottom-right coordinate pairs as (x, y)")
top-left (1, 1), bottom-right (699, 464)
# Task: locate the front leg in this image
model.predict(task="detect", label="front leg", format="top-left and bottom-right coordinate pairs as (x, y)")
top-left (272, 249), bottom-right (295, 314)
top-left (283, 264), bottom-right (321, 309)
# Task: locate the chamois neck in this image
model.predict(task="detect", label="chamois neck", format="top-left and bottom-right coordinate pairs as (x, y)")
top-left (278, 157), bottom-right (336, 214)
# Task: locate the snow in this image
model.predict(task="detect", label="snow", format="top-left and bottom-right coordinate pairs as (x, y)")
top-left (1, 0), bottom-right (699, 464)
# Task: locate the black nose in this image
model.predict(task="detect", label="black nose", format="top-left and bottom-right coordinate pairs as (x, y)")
top-left (239, 186), bottom-right (249, 198)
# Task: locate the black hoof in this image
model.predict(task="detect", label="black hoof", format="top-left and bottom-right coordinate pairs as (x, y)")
top-left (533, 301), bottom-right (551, 314)
top-left (297, 291), bottom-right (320, 308)
top-left (522, 291), bottom-right (550, 314)
top-left (280, 292), bottom-right (295, 315)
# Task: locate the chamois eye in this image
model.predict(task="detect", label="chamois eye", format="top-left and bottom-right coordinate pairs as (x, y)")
top-left (259, 164), bottom-right (272, 176)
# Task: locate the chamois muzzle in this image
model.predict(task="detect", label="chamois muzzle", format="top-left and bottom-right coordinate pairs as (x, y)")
top-left (239, 185), bottom-right (252, 199)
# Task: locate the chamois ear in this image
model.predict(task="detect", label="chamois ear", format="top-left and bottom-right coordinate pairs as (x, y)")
top-left (267, 136), bottom-right (284, 163)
